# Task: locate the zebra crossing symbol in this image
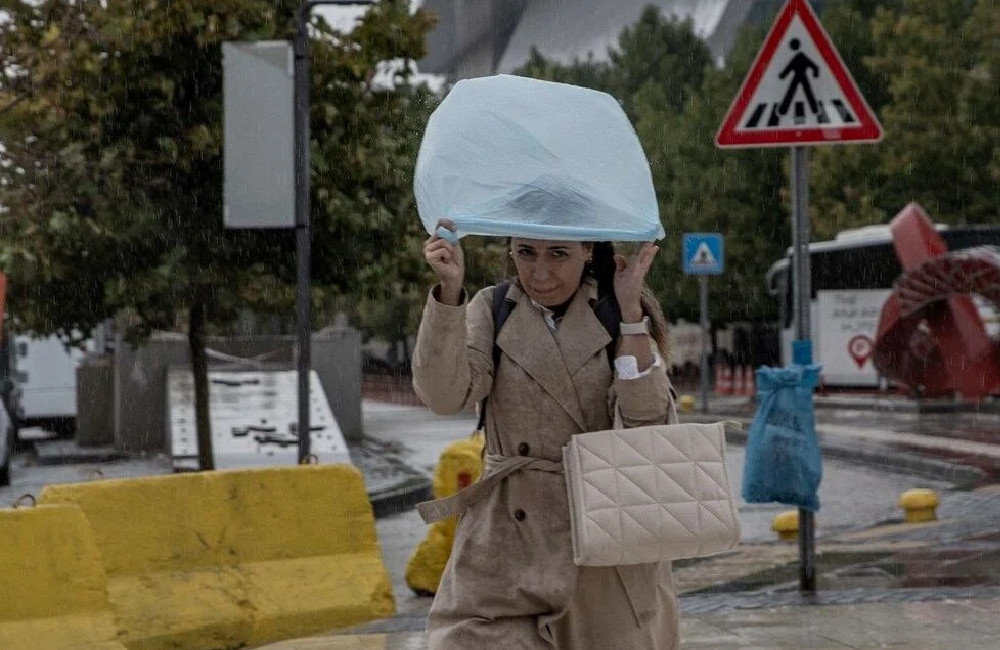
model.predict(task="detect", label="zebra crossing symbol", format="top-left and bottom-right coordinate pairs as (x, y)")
top-left (693, 244), bottom-right (716, 267)
top-left (683, 234), bottom-right (724, 275)
top-left (715, 0), bottom-right (882, 148)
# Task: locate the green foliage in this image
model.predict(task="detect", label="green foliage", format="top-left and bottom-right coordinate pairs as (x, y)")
top-left (812, 0), bottom-right (1000, 236)
top-left (517, 9), bottom-right (784, 323)
top-left (0, 0), bottom-right (436, 466)
top-left (514, 0), bottom-right (1000, 325)
top-left (0, 0), bottom-right (437, 342)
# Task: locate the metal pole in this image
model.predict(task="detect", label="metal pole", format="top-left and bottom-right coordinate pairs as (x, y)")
top-left (293, 0), bottom-right (375, 464)
top-left (699, 275), bottom-right (710, 414)
top-left (791, 145), bottom-right (816, 593)
top-left (294, 14), bottom-right (311, 463)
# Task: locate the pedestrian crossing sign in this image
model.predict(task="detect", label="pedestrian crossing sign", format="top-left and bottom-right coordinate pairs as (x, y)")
top-left (683, 233), bottom-right (724, 275)
top-left (715, 0), bottom-right (882, 148)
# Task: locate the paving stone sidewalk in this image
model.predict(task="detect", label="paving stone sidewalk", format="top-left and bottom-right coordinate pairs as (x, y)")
top-left (256, 597), bottom-right (1000, 649)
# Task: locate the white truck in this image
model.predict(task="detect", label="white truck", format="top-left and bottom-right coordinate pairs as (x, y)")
top-left (10, 334), bottom-right (88, 430)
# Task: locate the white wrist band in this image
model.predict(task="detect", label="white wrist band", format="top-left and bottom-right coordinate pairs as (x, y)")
top-left (620, 316), bottom-right (650, 336)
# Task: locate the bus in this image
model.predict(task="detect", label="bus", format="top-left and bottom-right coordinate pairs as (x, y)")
top-left (766, 223), bottom-right (1000, 387)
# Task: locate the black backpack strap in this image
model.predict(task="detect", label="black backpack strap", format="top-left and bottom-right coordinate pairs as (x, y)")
top-left (477, 280), bottom-right (514, 432)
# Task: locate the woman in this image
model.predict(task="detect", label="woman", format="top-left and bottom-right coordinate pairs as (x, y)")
top-left (412, 222), bottom-right (679, 650)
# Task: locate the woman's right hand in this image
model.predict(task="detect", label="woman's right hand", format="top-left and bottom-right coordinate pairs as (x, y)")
top-left (424, 219), bottom-right (464, 305)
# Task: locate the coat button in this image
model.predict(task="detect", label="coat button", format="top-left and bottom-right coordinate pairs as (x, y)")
top-left (517, 442), bottom-right (530, 456)
top-left (514, 509), bottom-right (526, 521)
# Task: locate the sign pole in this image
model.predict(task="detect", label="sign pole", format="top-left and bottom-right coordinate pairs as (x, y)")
top-left (699, 275), bottom-right (710, 415)
top-left (790, 144), bottom-right (816, 592)
top-left (714, 0), bottom-right (883, 597)
top-left (293, 9), bottom-right (312, 464)
top-left (293, 0), bottom-right (375, 464)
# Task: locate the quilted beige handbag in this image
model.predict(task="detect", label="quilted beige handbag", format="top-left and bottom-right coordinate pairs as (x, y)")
top-left (563, 415), bottom-right (741, 566)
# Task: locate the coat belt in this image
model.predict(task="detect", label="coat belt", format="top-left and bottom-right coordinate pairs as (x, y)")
top-left (417, 453), bottom-right (564, 524)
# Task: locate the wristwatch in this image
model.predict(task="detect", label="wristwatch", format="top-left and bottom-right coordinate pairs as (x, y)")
top-left (620, 316), bottom-right (651, 336)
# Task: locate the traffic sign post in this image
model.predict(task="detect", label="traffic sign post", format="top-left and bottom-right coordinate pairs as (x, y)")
top-left (683, 234), bottom-right (724, 415)
top-left (715, 0), bottom-right (883, 593)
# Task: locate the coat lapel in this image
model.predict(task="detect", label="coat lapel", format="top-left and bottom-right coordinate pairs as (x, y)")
top-left (557, 278), bottom-right (613, 377)
top-left (497, 283), bottom-right (588, 431)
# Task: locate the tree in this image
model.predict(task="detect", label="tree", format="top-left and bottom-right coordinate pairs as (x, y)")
top-left (0, 0), bottom-right (436, 467)
top-left (812, 0), bottom-right (1000, 235)
top-left (640, 26), bottom-right (788, 324)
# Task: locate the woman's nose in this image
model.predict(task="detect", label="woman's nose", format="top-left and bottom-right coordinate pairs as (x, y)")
top-left (532, 263), bottom-right (552, 282)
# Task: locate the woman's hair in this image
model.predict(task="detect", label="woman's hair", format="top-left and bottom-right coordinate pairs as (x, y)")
top-left (588, 242), bottom-right (670, 361)
top-left (503, 240), bottom-right (671, 361)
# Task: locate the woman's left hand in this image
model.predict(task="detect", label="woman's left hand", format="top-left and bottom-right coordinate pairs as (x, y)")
top-left (613, 242), bottom-right (659, 323)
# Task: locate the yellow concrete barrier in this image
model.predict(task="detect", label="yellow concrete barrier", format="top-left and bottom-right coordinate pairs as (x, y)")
top-left (0, 503), bottom-right (126, 650)
top-left (405, 433), bottom-right (484, 595)
top-left (39, 464), bottom-right (395, 650)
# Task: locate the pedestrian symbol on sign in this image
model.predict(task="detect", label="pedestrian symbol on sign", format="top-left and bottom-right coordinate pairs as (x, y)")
top-left (778, 39), bottom-right (819, 119)
top-left (692, 243), bottom-right (718, 268)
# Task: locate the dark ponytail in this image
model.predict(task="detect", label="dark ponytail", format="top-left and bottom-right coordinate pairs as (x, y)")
top-left (586, 242), bottom-right (671, 362)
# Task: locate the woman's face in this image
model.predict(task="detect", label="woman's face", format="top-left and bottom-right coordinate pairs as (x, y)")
top-left (510, 239), bottom-right (592, 307)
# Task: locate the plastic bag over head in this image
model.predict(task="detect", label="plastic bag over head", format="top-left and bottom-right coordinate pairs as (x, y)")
top-left (414, 75), bottom-right (665, 243)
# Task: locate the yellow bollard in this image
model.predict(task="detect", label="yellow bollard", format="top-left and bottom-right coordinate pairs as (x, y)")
top-left (772, 510), bottom-right (799, 542)
top-left (405, 433), bottom-right (485, 595)
top-left (678, 394), bottom-right (696, 414)
top-left (898, 488), bottom-right (939, 523)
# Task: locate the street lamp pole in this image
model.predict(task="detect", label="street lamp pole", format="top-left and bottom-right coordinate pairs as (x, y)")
top-left (294, 0), bottom-right (375, 463)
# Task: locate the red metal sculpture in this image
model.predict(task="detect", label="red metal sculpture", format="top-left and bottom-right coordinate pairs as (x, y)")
top-left (872, 203), bottom-right (1000, 398)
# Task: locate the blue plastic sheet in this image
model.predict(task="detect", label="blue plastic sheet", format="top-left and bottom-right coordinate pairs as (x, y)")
top-left (414, 75), bottom-right (664, 243)
top-left (742, 365), bottom-right (823, 512)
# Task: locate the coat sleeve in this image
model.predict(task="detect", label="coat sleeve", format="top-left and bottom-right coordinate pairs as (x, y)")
top-left (411, 284), bottom-right (496, 415)
top-left (611, 341), bottom-right (678, 427)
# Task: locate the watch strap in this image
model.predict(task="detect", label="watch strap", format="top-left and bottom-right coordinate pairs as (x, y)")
top-left (619, 316), bottom-right (650, 336)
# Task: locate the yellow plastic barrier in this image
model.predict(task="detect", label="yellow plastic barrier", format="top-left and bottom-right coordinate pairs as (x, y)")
top-left (0, 504), bottom-right (126, 650)
top-left (39, 464), bottom-right (395, 650)
top-left (405, 433), bottom-right (485, 595)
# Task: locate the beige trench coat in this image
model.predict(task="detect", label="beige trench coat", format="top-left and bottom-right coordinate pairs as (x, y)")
top-left (412, 278), bottom-right (680, 650)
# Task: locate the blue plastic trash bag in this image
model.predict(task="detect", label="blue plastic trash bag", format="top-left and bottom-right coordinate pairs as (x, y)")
top-left (414, 75), bottom-right (665, 243)
top-left (742, 365), bottom-right (823, 512)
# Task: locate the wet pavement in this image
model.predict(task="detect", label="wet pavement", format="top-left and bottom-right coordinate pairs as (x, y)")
top-left (255, 598), bottom-right (1000, 649)
top-left (11, 395), bottom-right (1000, 648)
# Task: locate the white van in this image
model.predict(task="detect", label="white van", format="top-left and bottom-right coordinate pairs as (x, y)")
top-left (12, 335), bottom-right (85, 426)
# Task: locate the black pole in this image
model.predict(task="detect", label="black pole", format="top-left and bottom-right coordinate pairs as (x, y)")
top-left (791, 145), bottom-right (816, 593)
top-left (294, 0), bottom-right (376, 464)
top-left (699, 275), bottom-right (710, 415)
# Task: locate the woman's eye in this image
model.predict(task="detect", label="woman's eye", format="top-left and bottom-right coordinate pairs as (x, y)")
top-left (517, 250), bottom-right (535, 258)
top-left (550, 251), bottom-right (568, 259)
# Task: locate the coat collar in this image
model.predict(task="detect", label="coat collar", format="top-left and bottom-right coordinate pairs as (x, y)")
top-left (497, 277), bottom-right (611, 431)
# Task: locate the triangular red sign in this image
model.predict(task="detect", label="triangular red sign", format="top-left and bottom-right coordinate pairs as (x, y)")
top-left (715, 0), bottom-right (882, 148)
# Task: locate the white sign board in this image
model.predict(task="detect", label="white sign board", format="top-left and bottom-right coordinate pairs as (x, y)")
top-left (167, 368), bottom-right (351, 471)
top-left (223, 41), bottom-right (295, 228)
top-left (816, 290), bottom-right (890, 387)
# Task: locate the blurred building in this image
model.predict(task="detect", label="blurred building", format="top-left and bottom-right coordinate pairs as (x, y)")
top-left (419, 0), bottom-right (829, 80)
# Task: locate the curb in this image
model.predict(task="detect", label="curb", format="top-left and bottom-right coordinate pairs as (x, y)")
top-left (369, 476), bottom-right (433, 519)
top-left (683, 413), bottom-right (987, 489)
top-left (34, 440), bottom-right (127, 466)
top-left (349, 437), bottom-right (434, 519)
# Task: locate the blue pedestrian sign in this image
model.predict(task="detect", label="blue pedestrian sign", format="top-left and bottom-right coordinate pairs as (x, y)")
top-left (683, 233), bottom-right (724, 275)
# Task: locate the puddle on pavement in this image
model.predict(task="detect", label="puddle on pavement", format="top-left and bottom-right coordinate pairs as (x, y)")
top-left (688, 533), bottom-right (1000, 595)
